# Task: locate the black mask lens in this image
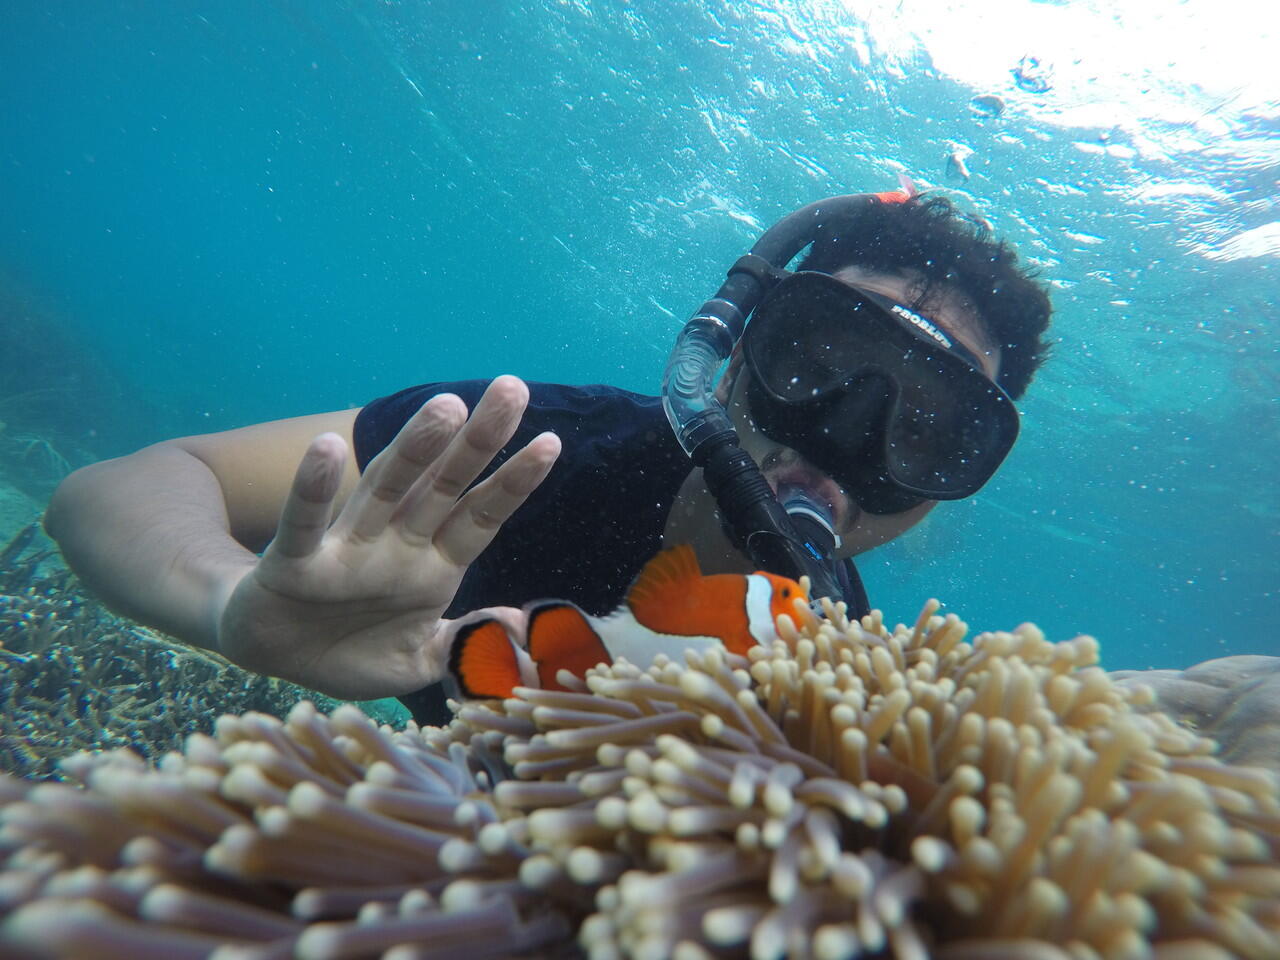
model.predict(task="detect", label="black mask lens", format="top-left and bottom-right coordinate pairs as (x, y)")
top-left (742, 272), bottom-right (1018, 507)
top-left (881, 356), bottom-right (1018, 494)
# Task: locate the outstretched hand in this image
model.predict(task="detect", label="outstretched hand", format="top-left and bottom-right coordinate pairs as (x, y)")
top-left (217, 376), bottom-right (560, 699)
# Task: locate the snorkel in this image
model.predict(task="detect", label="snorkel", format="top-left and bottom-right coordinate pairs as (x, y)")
top-left (662, 185), bottom-right (914, 611)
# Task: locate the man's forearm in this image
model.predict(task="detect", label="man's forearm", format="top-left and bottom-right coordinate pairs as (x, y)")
top-left (44, 444), bottom-right (259, 651)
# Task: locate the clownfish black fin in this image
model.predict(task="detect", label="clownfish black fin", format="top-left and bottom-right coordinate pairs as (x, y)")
top-left (448, 619), bottom-right (524, 700)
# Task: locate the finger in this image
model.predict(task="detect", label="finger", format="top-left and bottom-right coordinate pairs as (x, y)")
top-left (273, 432), bottom-right (346, 559)
top-left (429, 430), bottom-right (561, 566)
top-left (393, 376), bottom-right (533, 541)
top-left (339, 393), bottom-right (467, 542)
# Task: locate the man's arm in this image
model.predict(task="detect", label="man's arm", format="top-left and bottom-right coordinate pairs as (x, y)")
top-left (44, 377), bottom-right (560, 700)
top-left (44, 409), bottom-right (362, 651)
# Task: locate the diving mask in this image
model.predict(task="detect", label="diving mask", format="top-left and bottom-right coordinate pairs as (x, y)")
top-left (742, 271), bottom-right (1019, 514)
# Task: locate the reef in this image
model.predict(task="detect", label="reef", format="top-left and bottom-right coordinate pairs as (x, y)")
top-left (1113, 656), bottom-right (1280, 771)
top-left (0, 278), bottom-right (153, 504)
top-left (0, 525), bottom-right (353, 780)
top-left (1, 594), bottom-right (1276, 959)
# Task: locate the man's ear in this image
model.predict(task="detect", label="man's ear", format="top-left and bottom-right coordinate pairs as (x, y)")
top-left (713, 343), bottom-right (746, 405)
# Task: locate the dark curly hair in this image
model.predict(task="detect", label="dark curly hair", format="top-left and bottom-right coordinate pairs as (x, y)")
top-left (796, 194), bottom-right (1052, 399)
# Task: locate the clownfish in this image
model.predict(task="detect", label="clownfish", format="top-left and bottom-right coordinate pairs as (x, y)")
top-left (446, 545), bottom-right (808, 700)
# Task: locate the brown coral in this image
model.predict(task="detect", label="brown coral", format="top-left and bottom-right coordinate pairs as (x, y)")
top-left (0, 574), bottom-right (326, 779)
top-left (0, 524), bottom-right (414, 780)
top-left (0, 597), bottom-right (1277, 959)
top-left (1112, 656), bottom-right (1280, 772)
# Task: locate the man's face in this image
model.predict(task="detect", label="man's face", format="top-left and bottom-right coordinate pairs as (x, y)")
top-left (723, 266), bottom-right (1002, 559)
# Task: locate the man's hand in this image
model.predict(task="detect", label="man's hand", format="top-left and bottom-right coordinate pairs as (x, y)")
top-left (216, 376), bottom-right (560, 699)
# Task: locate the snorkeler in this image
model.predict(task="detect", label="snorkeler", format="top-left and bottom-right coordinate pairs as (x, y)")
top-left (44, 184), bottom-right (1052, 724)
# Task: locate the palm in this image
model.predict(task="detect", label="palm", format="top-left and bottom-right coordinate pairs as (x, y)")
top-left (218, 377), bottom-right (559, 700)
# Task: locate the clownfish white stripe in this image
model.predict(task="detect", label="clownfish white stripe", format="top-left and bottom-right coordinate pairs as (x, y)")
top-left (744, 573), bottom-right (781, 646)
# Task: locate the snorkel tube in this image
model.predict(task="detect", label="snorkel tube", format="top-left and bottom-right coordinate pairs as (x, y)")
top-left (662, 190), bottom-right (908, 613)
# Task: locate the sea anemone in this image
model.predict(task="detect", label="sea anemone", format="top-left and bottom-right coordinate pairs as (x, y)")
top-left (1, 597), bottom-right (1277, 959)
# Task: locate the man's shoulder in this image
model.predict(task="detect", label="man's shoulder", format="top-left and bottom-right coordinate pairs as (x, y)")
top-left (524, 381), bottom-right (664, 420)
top-left (363, 379), bottom-right (658, 411)
top-left (360, 380), bottom-right (661, 429)
top-left (352, 380), bottom-right (666, 470)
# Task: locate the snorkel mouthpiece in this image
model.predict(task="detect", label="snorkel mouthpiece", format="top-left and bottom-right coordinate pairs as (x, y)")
top-left (777, 484), bottom-right (843, 559)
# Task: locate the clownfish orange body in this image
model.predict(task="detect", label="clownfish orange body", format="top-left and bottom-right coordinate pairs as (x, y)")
top-left (447, 545), bottom-right (807, 700)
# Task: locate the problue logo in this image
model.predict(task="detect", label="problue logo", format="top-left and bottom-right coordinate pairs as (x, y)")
top-left (890, 304), bottom-right (952, 349)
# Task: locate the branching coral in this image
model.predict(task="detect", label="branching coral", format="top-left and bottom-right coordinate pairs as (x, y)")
top-left (0, 531), bottom-right (334, 779)
top-left (5, 433), bottom-right (73, 483)
top-left (1, 597), bottom-right (1276, 959)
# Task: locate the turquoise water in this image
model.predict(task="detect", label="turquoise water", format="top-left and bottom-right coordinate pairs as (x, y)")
top-left (1, 1), bottom-right (1275, 671)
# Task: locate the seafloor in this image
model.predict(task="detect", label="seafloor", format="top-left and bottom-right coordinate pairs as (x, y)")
top-left (0, 504), bottom-right (404, 780)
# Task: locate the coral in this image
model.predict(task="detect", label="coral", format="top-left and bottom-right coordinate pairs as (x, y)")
top-left (0, 526), bottom-right (339, 779)
top-left (5, 433), bottom-right (73, 484)
top-left (0, 597), bottom-right (1276, 959)
top-left (0, 486), bottom-right (45, 555)
top-left (0, 277), bottom-right (145, 499)
top-left (1112, 656), bottom-right (1280, 772)
top-left (0, 417), bottom-right (86, 501)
